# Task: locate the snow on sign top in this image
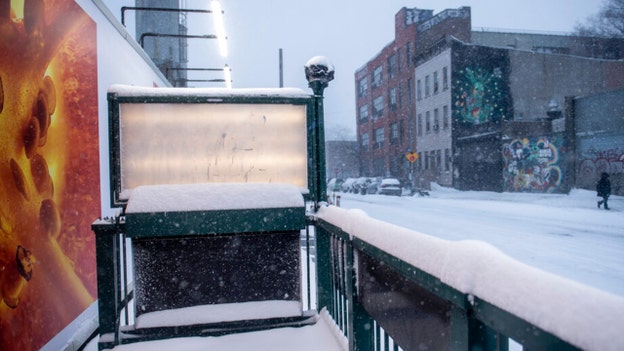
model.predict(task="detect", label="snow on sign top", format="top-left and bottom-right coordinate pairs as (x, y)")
top-left (125, 183), bottom-right (305, 213)
top-left (108, 84), bottom-right (310, 98)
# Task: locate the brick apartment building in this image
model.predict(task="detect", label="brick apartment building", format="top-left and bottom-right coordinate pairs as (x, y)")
top-left (355, 6), bottom-right (624, 192)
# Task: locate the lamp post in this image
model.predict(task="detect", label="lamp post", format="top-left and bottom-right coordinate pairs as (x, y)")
top-left (305, 56), bottom-right (334, 205)
top-left (123, 4), bottom-right (229, 87)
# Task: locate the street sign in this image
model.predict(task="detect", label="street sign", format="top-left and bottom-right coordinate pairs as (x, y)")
top-left (406, 152), bottom-right (419, 163)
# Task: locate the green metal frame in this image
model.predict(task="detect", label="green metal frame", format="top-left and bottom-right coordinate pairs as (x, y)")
top-left (125, 207), bottom-right (305, 238)
top-left (97, 88), bottom-right (327, 350)
top-left (107, 91), bottom-right (321, 209)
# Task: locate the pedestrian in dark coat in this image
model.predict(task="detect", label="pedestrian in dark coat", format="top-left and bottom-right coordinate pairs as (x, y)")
top-left (596, 172), bottom-right (611, 210)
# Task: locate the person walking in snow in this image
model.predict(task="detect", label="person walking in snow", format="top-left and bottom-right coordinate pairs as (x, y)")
top-left (596, 172), bottom-right (611, 210)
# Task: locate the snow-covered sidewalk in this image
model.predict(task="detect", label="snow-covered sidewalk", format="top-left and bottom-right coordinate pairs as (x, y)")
top-left (85, 310), bottom-right (346, 351)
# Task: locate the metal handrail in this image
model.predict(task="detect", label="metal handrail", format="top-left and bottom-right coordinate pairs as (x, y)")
top-left (313, 210), bottom-right (612, 351)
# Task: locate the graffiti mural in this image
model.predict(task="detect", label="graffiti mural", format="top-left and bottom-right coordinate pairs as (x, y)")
top-left (577, 147), bottom-right (624, 192)
top-left (578, 147), bottom-right (624, 177)
top-left (454, 67), bottom-right (506, 124)
top-left (502, 136), bottom-right (565, 193)
top-left (0, 1), bottom-right (99, 350)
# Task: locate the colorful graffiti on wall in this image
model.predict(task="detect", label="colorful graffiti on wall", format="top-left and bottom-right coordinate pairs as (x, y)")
top-left (502, 136), bottom-right (565, 193)
top-left (454, 67), bottom-right (506, 125)
top-left (577, 147), bottom-right (624, 186)
top-left (0, 1), bottom-right (99, 350)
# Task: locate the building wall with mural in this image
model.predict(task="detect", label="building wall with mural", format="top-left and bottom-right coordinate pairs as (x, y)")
top-left (575, 89), bottom-right (624, 196)
top-left (451, 39), bottom-right (624, 194)
top-left (451, 41), bottom-right (512, 191)
top-left (502, 135), bottom-right (568, 193)
top-left (0, 1), bottom-right (168, 350)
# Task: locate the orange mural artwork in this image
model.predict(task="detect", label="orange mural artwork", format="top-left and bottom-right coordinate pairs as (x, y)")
top-left (0, 1), bottom-right (100, 350)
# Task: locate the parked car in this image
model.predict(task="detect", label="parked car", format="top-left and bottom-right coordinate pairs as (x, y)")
top-left (341, 178), bottom-right (357, 193)
top-left (377, 178), bottom-right (402, 196)
top-left (366, 180), bottom-right (380, 194)
top-left (327, 178), bottom-right (342, 192)
top-left (352, 177), bottom-right (373, 194)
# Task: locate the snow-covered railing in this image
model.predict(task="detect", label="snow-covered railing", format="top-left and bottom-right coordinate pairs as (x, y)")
top-left (314, 206), bottom-right (624, 351)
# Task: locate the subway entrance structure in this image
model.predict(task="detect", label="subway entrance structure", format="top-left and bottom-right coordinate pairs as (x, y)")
top-left (92, 57), bottom-right (334, 349)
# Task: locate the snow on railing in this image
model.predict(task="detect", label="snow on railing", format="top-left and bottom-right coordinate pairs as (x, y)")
top-left (315, 205), bottom-right (624, 351)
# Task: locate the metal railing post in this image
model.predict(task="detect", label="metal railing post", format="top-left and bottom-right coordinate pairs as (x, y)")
top-left (91, 217), bottom-right (123, 348)
top-left (347, 246), bottom-right (375, 351)
top-left (305, 56), bottom-right (334, 205)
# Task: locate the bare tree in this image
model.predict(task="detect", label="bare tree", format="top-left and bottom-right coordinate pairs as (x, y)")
top-left (575, 0), bottom-right (624, 37)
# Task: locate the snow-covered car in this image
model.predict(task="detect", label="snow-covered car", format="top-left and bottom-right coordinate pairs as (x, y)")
top-left (377, 178), bottom-right (402, 196)
top-left (366, 180), bottom-right (380, 194)
top-left (340, 178), bottom-right (356, 192)
top-left (352, 177), bottom-right (373, 194)
top-left (327, 178), bottom-right (342, 192)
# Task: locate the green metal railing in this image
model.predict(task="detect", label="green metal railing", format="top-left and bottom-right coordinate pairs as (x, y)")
top-left (314, 212), bottom-right (585, 351)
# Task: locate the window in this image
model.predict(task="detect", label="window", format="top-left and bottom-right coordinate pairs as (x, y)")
top-left (425, 75), bottom-right (430, 97)
top-left (442, 67), bottom-right (449, 90)
top-left (407, 78), bottom-right (413, 103)
top-left (417, 79), bottom-right (422, 100)
top-left (445, 148), bottom-right (451, 171)
top-left (388, 54), bottom-right (397, 78)
top-left (373, 96), bottom-right (384, 117)
top-left (436, 150), bottom-right (442, 172)
top-left (426, 111), bottom-right (431, 133)
top-left (359, 105), bottom-right (369, 122)
top-left (417, 113), bottom-right (423, 136)
top-left (361, 132), bottom-right (370, 151)
top-left (433, 71), bottom-right (439, 94)
top-left (390, 122), bottom-right (399, 144)
top-left (425, 151), bottom-right (430, 170)
top-left (406, 42), bottom-right (412, 67)
top-left (358, 77), bottom-right (368, 97)
top-left (434, 108), bottom-right (440, 132)
top-left (374, 127), bottom-right (385, 149)
top-left (417, 152), bottom-right (423, 171)
top-left (389, 87), bottom-right (398, 107)
top-left (443, 105), bottom-right (449, 129)
top-left (372, 66), bottom-right (382, 88)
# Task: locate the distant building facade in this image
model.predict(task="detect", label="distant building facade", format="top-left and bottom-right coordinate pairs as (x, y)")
top-left (573, 89), bottom-right (624, 196)
top-left (326, 140), bottom-right (359, 181)
top-left (135, 0), bottom-right (189, 86)
top-left (355, 6), bottom-right (624, 193)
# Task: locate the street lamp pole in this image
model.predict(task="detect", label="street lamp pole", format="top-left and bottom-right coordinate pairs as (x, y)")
top-left (305, 56), bottom-right (334, 205)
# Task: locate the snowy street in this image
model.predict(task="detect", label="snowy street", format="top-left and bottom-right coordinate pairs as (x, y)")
top-left (332, 185), bottom-right (624, 297)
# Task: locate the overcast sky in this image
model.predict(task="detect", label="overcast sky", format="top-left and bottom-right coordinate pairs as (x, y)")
top-left (105, 0), bottom-right (605, 138)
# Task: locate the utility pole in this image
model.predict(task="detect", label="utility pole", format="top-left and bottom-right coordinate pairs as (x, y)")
top-left (279, 48), bottom-right (284, 87)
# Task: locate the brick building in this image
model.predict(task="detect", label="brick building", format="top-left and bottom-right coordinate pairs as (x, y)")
top-left (355, 6), bottom-right (624, 192)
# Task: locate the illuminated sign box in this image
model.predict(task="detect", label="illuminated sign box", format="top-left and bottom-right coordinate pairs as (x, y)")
top-left (107, 85), bottom-right (316, 208)
top-left (105, 85), bottom-right (317, 320)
